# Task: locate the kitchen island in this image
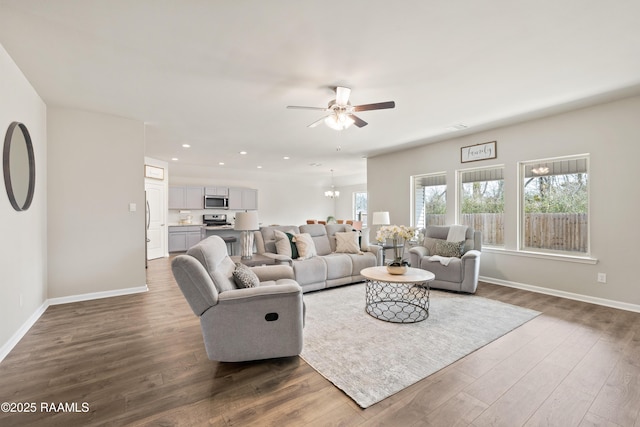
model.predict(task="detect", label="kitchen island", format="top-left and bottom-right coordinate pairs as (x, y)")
top-left (168, 224), bottom-right (242, 254)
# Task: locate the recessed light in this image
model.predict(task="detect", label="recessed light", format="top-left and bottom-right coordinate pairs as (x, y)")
top-left (257, 165), bottom-right (263, 169)
top-left (182, 144), bottom-right (191, 148)
top-left (283, 156), bottom-right (290, 160)
top-left (171, 158), bottom-right (178, 161)
top-left (219, 162), bottom-right (225, 166)
top-left (239, 151), bottom-right (247, 155)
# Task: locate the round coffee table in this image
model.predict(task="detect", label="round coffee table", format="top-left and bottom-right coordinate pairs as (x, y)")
top-left (361, 266), bottom-right (435, 323)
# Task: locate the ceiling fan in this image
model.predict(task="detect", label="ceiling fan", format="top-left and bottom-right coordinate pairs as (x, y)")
top-left (287, 86), bottom-right (395, 130)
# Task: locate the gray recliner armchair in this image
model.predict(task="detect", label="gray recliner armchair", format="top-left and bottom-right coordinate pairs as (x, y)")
top-left (171, 236), bottom-right (305, 362)
top-left (409, 225), bottom-right (482, 293)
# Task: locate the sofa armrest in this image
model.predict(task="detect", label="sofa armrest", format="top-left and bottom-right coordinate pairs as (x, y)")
top-left (364, 244), bottom-right (383, 266)
top-left (251, 265), bottom-right (295, 282)
top-left (461, 249), bottom-right (481, 260)
top-left (217, 282), bottom-right (302, 302)
top-left (258, 252), bottom-right (293, 266)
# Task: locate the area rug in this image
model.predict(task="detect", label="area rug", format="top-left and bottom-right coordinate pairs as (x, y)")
top-left (300, 283), bottom-right (540, 408)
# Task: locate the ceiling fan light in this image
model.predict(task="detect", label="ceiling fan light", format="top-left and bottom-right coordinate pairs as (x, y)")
top-left (324, 113), bottom-right (354, 131)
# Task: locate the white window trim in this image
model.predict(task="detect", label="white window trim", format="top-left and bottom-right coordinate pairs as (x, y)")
top-left (352, 191), bottom-right (367, 225)
top-left (483, 247), bottom-right (598, 264)
top-left (517, 153), bottom-right (591, 257)
top-left (410, 171), bottom-right (446, 228)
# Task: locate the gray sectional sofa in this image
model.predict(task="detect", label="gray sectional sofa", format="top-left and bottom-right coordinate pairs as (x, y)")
top-left (254, 223), bottom-right (382, 292)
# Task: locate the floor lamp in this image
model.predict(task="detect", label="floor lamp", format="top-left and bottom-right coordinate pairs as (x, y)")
top-left (234, 211), bottom-right (259, 259)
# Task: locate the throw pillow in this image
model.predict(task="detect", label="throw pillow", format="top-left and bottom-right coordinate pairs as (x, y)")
top-left (274, 229), bottom-right (298, 258)
top-left (232, 263), bottom-right (260, 288)
top-left (423, 236), bottom-right (439, 255)
top-left (433, 240), bottom-right (465, 258)
top-left (360, 228), bottom-right (370, 250)
top-left (335, 231), bottom-right (362, 254)
top-left (294, 233), bottom-right (317, 259)
top-left (285, 232), bottom-right (299, 259)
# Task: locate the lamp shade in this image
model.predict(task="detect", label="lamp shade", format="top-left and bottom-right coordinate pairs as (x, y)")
top-left (234, 211), bottom-right (259, 230)
top-left (372, 211), bottom-right (390, 225)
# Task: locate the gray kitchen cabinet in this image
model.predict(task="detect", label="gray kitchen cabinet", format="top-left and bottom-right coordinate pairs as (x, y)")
top-left (168, 226), bottom-right (203, 252)
top-left (228, 187), bottom-right (258, 210)
top-left (168, 186), bottom-right (204, 209)
top-left (204, 186), bottom-right (228, 196)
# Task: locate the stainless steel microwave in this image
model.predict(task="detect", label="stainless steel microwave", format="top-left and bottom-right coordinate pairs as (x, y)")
top-left (204, 195), bottom-right (228, 209)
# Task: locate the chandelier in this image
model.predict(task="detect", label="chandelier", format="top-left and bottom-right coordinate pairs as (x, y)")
top-left (325, 169), bottom-right (340, 198)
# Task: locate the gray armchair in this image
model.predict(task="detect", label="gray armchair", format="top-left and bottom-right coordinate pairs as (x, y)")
top-left (409, 225), bottom-right (482, 293)
top-left (171, 236), bottom-right (304, 362)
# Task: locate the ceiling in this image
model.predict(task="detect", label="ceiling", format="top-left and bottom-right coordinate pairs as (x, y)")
top-left (1, 1), bottom-right (639, 184)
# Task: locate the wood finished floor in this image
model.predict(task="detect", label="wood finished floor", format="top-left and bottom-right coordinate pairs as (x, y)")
top-left (1, 257), bottom-right (639, 426)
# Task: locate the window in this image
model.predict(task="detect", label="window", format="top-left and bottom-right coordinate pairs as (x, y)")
top-left (412, 173), bottom-right (446, 228)
top-left (353, 192), bottom-right (368, 227)
top-left (520, 155), bottom-right (589, 254)
top-left (458, 166), bottom-right (504, 246)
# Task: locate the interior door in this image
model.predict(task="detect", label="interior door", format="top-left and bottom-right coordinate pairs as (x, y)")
top-left (145, 181), bottom-right (166, 260)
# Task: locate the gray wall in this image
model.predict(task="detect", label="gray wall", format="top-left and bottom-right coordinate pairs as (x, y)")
top-left (368, 95), bottom-right (640, 307)
top-left (0, 44), bottom-right (47, 353)
top-left (47, 107), bottom-right (146, 298)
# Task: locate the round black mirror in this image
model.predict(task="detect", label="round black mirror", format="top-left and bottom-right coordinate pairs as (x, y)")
top-left (3, 122), bottom-right (35, 211)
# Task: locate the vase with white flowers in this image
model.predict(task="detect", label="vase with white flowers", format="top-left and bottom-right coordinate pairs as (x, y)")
top-left (376, 225), bottom-right (416, 274)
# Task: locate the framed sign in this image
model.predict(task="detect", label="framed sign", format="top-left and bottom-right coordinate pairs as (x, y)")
top-left (144, 164), bottom-right (164, 180)
top-left (461, 141), bottom-right (497, 163)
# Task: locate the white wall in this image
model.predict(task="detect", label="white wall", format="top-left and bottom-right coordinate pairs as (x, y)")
top-left (334, 183), bottom-right (367, 221)
top-left (47, 108), bottom-right (146, 298)
top-left (368, 95), bottom-right (640, 307)
top-left (0, 44), bottom-right (47, 353)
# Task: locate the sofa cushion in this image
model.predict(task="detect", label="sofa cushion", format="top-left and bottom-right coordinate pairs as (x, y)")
top-left (323, 253), bottom-right (353, 280)
top-left (434, 240), bottom-right (465, 258)
top-left (299, 224), bottom-right (332, 255)
top-left (421, 256), bottom-right (463, 282)
top-left (346, 252), bottom-right (377, 277)
top-left (292, 257), bottom-right (327, 286)
top-left (335, 231), bottom-right (361, 254)
top-left (232, 263), bottom-right (260, 288)
top-left (187, 236), bottom-right (237, 293)
top-left (294, 233), bottom-right (317, 259)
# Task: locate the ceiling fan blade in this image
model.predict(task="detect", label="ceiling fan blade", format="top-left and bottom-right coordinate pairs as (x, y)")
top-left (287, 105), bottom-right (329, 111)
top-left (335, 86), bottom-right (351, 105)
top-left (349, 114), bottom-right (368, 128)
top-left (353, 101), bottom-right (396, 112)
top-left (308, 115), bottom-right (330, 128)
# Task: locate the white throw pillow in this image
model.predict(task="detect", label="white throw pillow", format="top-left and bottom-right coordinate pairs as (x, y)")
top-left (360, 228), bottom-right (370, 250)
top-left (335, 231), bottom-right (362, 254)
top-left (274, 229), bottom-right (292, 257)
top-left (294, 233), bottom-right (317, 259)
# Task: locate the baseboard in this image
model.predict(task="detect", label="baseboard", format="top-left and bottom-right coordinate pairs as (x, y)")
top-left (0, 300), bottom-right (49, 363)
top-left (480, 276), bottom-right (640, 313)
top-left (0, 285), bottom-right (149, 363)
top-left (47, 285), bottom-right (149, 306)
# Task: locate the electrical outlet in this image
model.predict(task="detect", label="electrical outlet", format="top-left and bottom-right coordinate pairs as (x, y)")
top-left (597, 273), bottom-right (607, 283)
